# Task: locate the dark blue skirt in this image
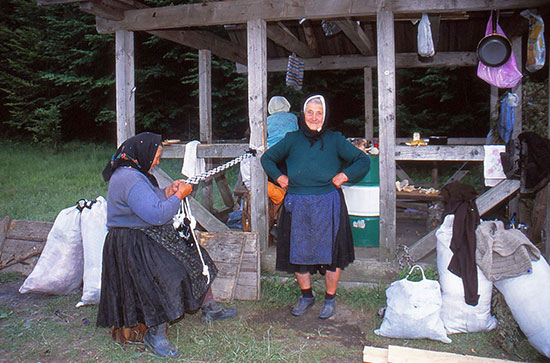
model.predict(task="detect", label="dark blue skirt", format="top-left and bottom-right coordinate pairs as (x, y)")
top-left (276, 189), bottom-right (355, 275)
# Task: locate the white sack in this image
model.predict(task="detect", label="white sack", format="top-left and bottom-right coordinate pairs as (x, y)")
top-left (494, 256), bottom-right (550, 358)
top-left (436, 215), bottom-right (498, 334)
top-left (19, 205), bottom-right (83, 295)
top-left (76, 197), bottom-right (108, 307)
top-left (375, 265), bottom-right (451, 343)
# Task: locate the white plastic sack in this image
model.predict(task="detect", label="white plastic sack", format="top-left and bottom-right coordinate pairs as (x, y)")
top-left (494, 256), bottom-right (550, 358)
top-left (76, 197), bottom-right (108, 307)
top-left (375, 265), bottom-right (451, 343)
top-left (19, 205), bottom-right (83, 295)
top-left (417, 13), bottom-right (435, 57)
top-left (436, 215), bottom-right (498, 334)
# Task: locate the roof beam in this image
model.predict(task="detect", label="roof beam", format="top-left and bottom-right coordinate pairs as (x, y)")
top-left (266, 22), bottom-right (318, 58)
top-left (80, 2), bottom-right (124, 21)
top-left (236, 51), bottom-right (478, 72)
top-left (95, 0), bottom-right (550, 33)
top-left (332, 18), bottom-right (374, 55)
top-left (148, 29), bottom-right (247, 65)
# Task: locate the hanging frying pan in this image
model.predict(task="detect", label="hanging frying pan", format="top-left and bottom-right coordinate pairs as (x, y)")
top-left (477, 11), bottom-right (512, 67)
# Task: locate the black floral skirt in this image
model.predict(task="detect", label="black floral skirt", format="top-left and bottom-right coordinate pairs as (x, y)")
top-left (276, 188), bottom-right (355, 275)
top-left (96, 224), bottom-right (217, 329)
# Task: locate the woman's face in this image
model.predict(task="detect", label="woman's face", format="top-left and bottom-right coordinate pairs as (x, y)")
top-left (304, 102), bottom-right (324, 131)
top-left (149, 146), bottom-right (163, 172)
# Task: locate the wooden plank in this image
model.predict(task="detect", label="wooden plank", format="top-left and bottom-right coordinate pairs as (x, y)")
top-left (301, 20), bottom-right (319, 54)
top-left (387, 345), bottom-right (520, 363)
top-left (363, 346), bottom-right (388, 363)
top-left (79, 1), bottom-right (124, 20)
top-left (247, 19), bottom-right (270, 252)
top-left (546, 59), bottom-right (550, 261)
top-left (161, 143), bottom-right (248, 159)
top-left (214, 173), bottom-right (236, 209)
top-left (7, 220), bottom-right (53, 242)
top-left (236, 52), bottom-right (478, 73)
top-left (441, 162), bottom-right (470, 187)
top-left (333, 18), bottom-right (374, 55)
top-left (377, 8), bottom-right (396, 261)
top-left (408, 179), bottom-right (520, 262)
top-left (395, 145), bottom-right (484, 161)
top-left (266, 23), bottom-right (318, 58)
top-left (0, 239), bottom-right (44, 276)
top-left (115, 29), bottom-right (135, 146)
top-left (364, 67), bottom-right (374, 140)
top-left (94, 0), bottom-right (548, 33)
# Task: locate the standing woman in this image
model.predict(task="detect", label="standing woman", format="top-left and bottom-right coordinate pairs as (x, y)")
top-left (97, 132), bottom-right (236, 358)
top-left (261, 95), bottom-right (370, 319)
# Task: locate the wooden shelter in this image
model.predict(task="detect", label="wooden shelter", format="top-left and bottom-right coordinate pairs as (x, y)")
top-left (38, 0), bottom-right (550, 275)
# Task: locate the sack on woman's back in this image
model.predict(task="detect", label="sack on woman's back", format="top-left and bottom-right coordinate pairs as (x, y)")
top-left (19, 205), bottom-right (83, 295)
top-left (375, 265), bottom-right (451, 343)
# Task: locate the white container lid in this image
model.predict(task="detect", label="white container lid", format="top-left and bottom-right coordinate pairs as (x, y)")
top-left (341, 185), bottom-right (380, 216)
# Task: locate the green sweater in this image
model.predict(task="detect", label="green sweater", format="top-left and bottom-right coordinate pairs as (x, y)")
top-left (261, 130), bottom-right (370, 195)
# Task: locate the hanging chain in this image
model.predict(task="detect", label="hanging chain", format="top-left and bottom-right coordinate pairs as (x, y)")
top-left (184, 148), bottom-right (257, 185)
top-left (395, 244), bottom-right (415, 270)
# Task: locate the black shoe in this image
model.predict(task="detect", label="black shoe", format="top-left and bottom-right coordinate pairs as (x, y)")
top-left (143, 323), bottom-right (179, 358)
top-left (201, 300), bottom-right (238, 322)
top-left (291, 293), bottom-right (315, 316)
top-left (319, 298), bottom-right (336, 319)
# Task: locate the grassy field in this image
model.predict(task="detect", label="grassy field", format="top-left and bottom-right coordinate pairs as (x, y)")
top-left (0, 140), bottom-right (547, 362)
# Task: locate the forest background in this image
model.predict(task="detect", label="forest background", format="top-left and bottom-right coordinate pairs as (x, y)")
top-left (0, 0), bottom-right (548, 149)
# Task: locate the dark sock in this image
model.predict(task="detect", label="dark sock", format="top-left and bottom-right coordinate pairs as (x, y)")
top-left (325, 292), bottom-right (336, 300)
top-left (301, 288), bottom-right (313, 298)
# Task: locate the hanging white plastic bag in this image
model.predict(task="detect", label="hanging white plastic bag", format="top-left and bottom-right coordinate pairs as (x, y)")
top-left (19, 205), bottom-right (83, 295)
top-left (521, 9), bottom-right (546, 73)
top-left (417, 14), bottom-right (435, 57)
top-left (76, 197), bottom-right (108, 307)
top-left (494, 256), bottom-right (550, 358)
top-left (375, 265), bottom-right (451, 343)
top-left (436, 215), bottom-right (497, 334)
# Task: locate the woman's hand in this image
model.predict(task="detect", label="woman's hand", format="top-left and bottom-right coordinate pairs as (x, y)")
top-left (165, 180), bottom-right (184, 198)
top-left (332, 173), bottom-right (348, 188)
top-left (175, 182), bottom-right (193, 200)
top-left (276, 175), bottom-right (289, 190)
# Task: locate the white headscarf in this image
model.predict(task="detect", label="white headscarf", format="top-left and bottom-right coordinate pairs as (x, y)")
top-left (303, 94), bottom-right (326, 123)
top-left (268, 96), bottom-right (291, 115)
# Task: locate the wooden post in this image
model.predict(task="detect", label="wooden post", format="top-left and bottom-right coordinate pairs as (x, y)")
top-left (511, 36), bottom-right (522, 139)
top-left (115, 30), bottom-right (135, 146)
top-left (199, 49), bottom-right (214, 212)
top-left (545, 59), bottom-right (550, 261)
top-left (490, 85), bottom-right (498, 141)
top-left (247, 19), bottom-right (269, 252)
top-left (376, 8), bottom-right (397, 261)
top-left (364, 67), bottom-right (374, 140)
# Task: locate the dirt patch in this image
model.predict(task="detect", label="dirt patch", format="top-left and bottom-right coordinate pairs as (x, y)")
top-left (249, 303), bottom-right (368, 349)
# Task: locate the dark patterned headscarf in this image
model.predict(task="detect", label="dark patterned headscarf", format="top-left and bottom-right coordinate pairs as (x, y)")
top-left (102, 132), bottom-right (162, 186)
top-left (299, 94), bottom-right (329, 149)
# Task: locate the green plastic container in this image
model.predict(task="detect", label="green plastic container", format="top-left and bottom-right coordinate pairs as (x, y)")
top-left (349, 215), bottom-right (379, 247)
top-left (347, 155), bottom-right (379, 186)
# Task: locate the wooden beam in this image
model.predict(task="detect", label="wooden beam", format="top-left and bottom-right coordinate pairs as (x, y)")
top-left (301, 20), bottom-right (319, 54)
top-left (94, 0), bottom-right (549, 32)
top-left (511, 36), bottom-right (522, 139)
top-left (199, 49), bottom-right (214, 213)
top-left (377, 8), bottom-right (396, 262)
top-left (408, 179), bottom-right (521, 262)
top-left (161, 143), bottom-right (249, 159)
top-left (266, 23), bottom-right (318, 58)
top-left (140, 29), bottom-right (246, 65)
top-left (395, 145), bottom-right (484, 161)
top-left (80, 1), bottom-right (124, 21)
top-left (37, 0), bottom-right (85, 4)
top-left (364, 67), bottom-right (374, 140)
top-left (333, 18), bottom-right (374, 55)
top-left (546, 59), bottom-right (550, 261)
top-left (115, 30), bottom-right (135, 146)
top-left (236, 52), bottom-right (478, 72)
top-left (247, 19), bottom-right (269, 252)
